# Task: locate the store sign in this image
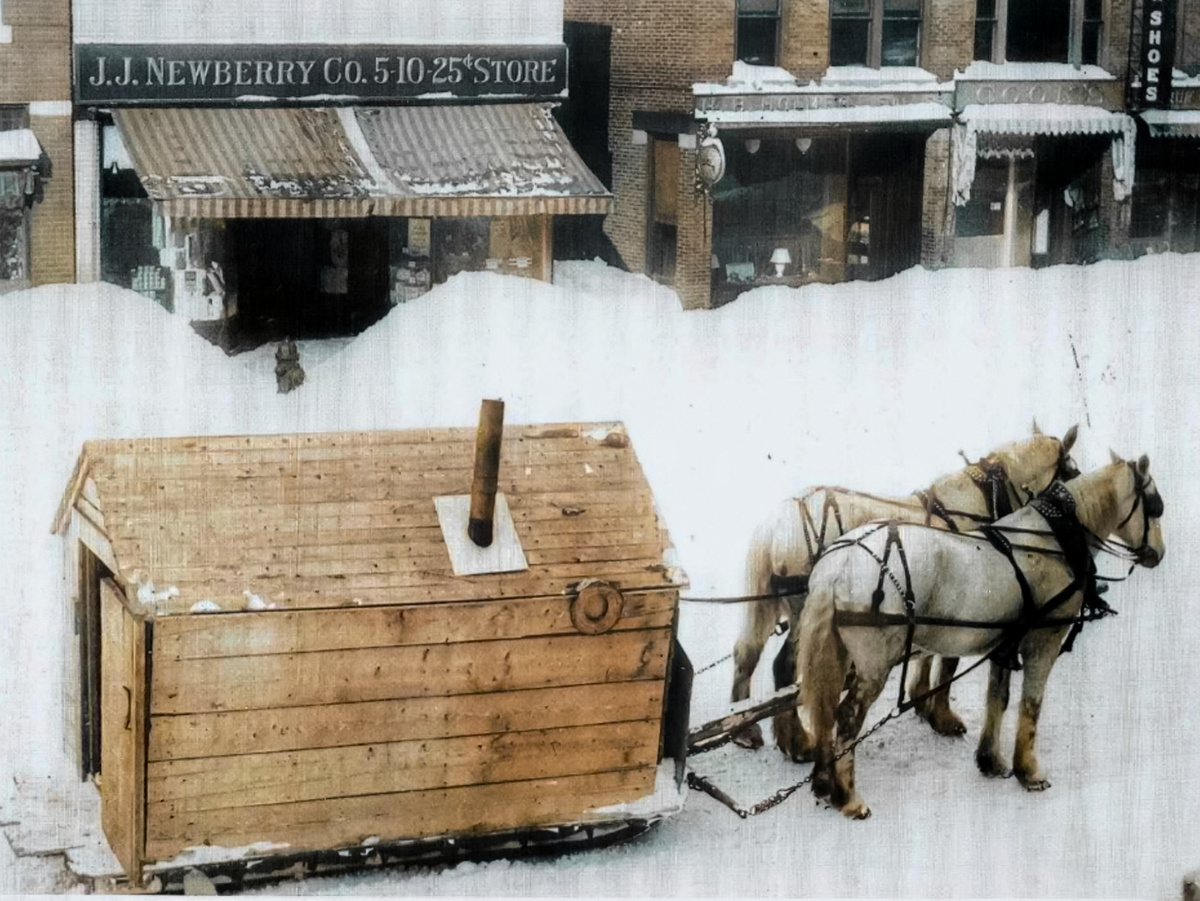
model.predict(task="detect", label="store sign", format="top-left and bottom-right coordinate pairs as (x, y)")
top-left (1137, 0), bottom-right (1177, 108)
top-left (956, 80), bottom-right (1123, 110)
top-left (75, 43), bottom-right (567, 104)
top-left (695, 91), bottom-right (948, 114)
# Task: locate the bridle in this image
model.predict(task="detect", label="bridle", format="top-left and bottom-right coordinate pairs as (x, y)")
top-left (1114, 461), bottom-right (1163, 564)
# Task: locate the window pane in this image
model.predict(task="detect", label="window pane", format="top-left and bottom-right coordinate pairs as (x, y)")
top-left (974, 20), bottom-right (995, 61)
top-left (976, 0), bottom-right (996, 17)
top-left (737, 0), bottom-right (779, 12)
top-left (882, 20), bottom-right (920, 65)
top-left (1082, 22), bottom-right (1101, 65)
top-left (884, 0), bottom-right (921, 12)
top-left (832, 0), bottom-right (870, 14)
top-left (1007, 0), bottom-right (1069, 62)
top-left (737, 16), bottom-right (779, 65)
top-left (1084, 0), bottom-right (1102, 19)
top-left (830, 19), bottom-right (870, 65)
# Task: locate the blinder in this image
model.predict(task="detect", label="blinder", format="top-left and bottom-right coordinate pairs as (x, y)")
top-left (1055, 441), bottom-right (1081, 482)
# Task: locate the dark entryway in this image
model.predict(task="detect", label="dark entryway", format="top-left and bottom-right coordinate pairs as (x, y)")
top-left (1033, 135), bottom-right (1108, 266)
top-left (230, 218), bottom-right (391, 340)
top-left (846, 133), bottom-right (925, 282)
top-left (647, 137), bottom-right (679, 283)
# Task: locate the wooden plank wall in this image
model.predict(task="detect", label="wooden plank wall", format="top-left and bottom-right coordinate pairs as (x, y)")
top-left (143, 589), bottom-right (676, 860)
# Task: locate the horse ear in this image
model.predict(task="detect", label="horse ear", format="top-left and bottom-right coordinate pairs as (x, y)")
top-left (1032, 419), bottom-right (1043, 435)
top-left (1062, 424), bottom-right (1078, 451)
top-left (1110, 449), bottom-right (1122, 464)
top-left (1138, 454), bottom-right (1150, 475)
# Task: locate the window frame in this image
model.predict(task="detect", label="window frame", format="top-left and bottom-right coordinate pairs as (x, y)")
top-left (830, 0), bottom-right (924, 69)
top-left (736, 0), bottom-right (782, 67)
top-left (974, 0), bottom-right (1103, 67)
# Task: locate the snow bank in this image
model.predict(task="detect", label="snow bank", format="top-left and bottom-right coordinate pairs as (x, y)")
top-left (2, 256), bottom-right (1199, 896)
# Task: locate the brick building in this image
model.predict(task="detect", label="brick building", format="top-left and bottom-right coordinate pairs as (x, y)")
top-left (563, 0), bottom-right (1151, 309)
top-left (0, 0), bottom-right (74, 291)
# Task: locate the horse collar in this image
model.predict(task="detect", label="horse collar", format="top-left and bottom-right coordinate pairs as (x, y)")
top-left (1032, 480), bottom-right (1077, 520)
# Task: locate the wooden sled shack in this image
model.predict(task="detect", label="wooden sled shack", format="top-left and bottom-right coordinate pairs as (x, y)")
top-left (54, 421), bottom-right (691, 889)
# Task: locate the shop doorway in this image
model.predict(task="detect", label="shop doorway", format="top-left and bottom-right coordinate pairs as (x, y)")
top-left (647, 137), bottom-right (679, 283)
top-left (230, 218), bottom-right (390, 340)
top-left (846, 134), bottom-right (925, 282)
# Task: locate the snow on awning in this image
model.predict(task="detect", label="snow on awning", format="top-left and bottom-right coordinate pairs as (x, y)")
top-left (0, 129), bottom-right (44, 165)
top-left (114, 105), bottom-right (610, 219)
top-left (1139, 109), bottom-right (1200, 138)
top-left (114, 107), bottom-right (390, 219)
top-left (697, 101), bottom-right (952, 130)
top-left (351, 104), bottom-right (611, 216)
top-left (952, 104), bottom-right (1136, 205)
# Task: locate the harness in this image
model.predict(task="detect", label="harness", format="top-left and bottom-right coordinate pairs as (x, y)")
top-left (827, 477), bottom-right (1118, 701)
top-left (966, 455), bottom-right (1016, 521)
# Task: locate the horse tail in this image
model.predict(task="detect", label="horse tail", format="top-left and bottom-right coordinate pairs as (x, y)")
top-left (797, 576), bottom-right (847, 797)
top-left (731, 509), bottom-right (787, 704)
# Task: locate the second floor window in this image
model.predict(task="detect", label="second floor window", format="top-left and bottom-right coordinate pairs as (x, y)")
top-left (737, 0), bottom-right (781, 66)
top-left (975, 0), bottom-right (1103, 66)
top-left (831, 0), bottom-right (923, 68)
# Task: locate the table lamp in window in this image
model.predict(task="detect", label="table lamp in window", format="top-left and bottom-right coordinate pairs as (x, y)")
top-left (770, 247), bottom-right (791, 277)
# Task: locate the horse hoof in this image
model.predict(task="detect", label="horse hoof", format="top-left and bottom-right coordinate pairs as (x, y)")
top-left (975, 751), bottom-right (1010, 779)
top-left (841, 800), bottom-right (872, 820)
top-left (927, 709), bottom-right (967, 737)
top-left (1019, 775), bottom-right (1051, 792)
top-left (732, 724), bottom-right (764, 750)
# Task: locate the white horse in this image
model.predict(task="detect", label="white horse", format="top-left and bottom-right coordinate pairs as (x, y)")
top-left (733, 424), bottom-right (1079, 751)
top-left (797, 453), bottom-right (1164, 819)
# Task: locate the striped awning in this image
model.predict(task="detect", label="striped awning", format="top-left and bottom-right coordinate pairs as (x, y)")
top-left (0, 128), bottom-right (43, 165)
top-left (352, 105), bottom-right (611, 217)
top-left (114, 105), bottom-right (610, 219)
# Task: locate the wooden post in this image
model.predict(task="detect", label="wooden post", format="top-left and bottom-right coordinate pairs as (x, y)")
top-left (468, 399), bottom-right (505, 547)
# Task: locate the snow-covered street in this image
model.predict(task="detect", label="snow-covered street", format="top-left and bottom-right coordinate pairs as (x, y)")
top-left (1, 257), bottom-right (1198, 896)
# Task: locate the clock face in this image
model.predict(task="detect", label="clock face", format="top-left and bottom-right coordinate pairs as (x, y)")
top-left (697, 137), bottom-right (726, 186)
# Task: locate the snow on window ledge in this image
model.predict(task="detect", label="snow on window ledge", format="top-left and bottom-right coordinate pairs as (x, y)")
top-left (956, 61), bottom-right (1116, 81)
top-left (0, 25), bottom-right (11, 44)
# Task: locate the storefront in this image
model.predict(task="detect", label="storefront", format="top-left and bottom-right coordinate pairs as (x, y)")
top-left (695, 75), bottom-right (951, 306)
top-left (950, 73), bottom-right (1134, 269)
top-left (1129, 108), bottom-right (1200, 255)
top-left (74, 32), bottom-right (610, 340)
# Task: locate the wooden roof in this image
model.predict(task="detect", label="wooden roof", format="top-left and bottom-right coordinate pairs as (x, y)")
top-left (55, 423), bottom-right (683, 617)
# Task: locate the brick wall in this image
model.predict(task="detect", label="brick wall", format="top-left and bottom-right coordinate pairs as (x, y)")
top-left (564, 0), bottom-right (733, 296)
top-left (922, 0), bottom-right (975, 80)
top-left (675, 143), bottom-right (713, 309)
top-left (0, 0), bottom-right (71, 101)
top-left (780, 0), bottom-right (828, 80)
top-left (28, 114), bottom-right (75, 284)
top-left (920, 127), bottom-right (954, 266)
top-left (0, 0), bottom-right (75, 285)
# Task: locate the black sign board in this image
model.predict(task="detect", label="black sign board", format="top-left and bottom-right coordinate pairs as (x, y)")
top-left (1137, 0), bottom-right (1177, 109)
top-left (75, 43), bottom-right (567, 105)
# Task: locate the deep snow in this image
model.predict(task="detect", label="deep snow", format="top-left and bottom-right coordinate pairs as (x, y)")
top-left (1, 257), bottom-right (1198, 897)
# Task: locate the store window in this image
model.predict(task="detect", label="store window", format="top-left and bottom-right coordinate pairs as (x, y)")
top-left (737, 0), bottom-right (781, 66)
top-left (975, 0), bottom-right (1101, 65)
top-left (0, 1), bottom-right (11, 44)
top-left (0, 106), bottom-right (32, 289)
top-left (831, 0), bottom-right (922, 68)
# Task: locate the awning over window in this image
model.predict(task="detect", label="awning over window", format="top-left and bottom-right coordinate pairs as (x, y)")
top-left (1139, 109), bottom-right (1200, 138)
top-left (0, 129), bottom-right (44, 165)
top-left (113, 104), bottom-right (610, 219)
top-left (953, 104), bottom-right (1137, 205)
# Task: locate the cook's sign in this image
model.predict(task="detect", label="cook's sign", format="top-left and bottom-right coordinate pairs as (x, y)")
top-left (76, 43), bottom-right (567, 104)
